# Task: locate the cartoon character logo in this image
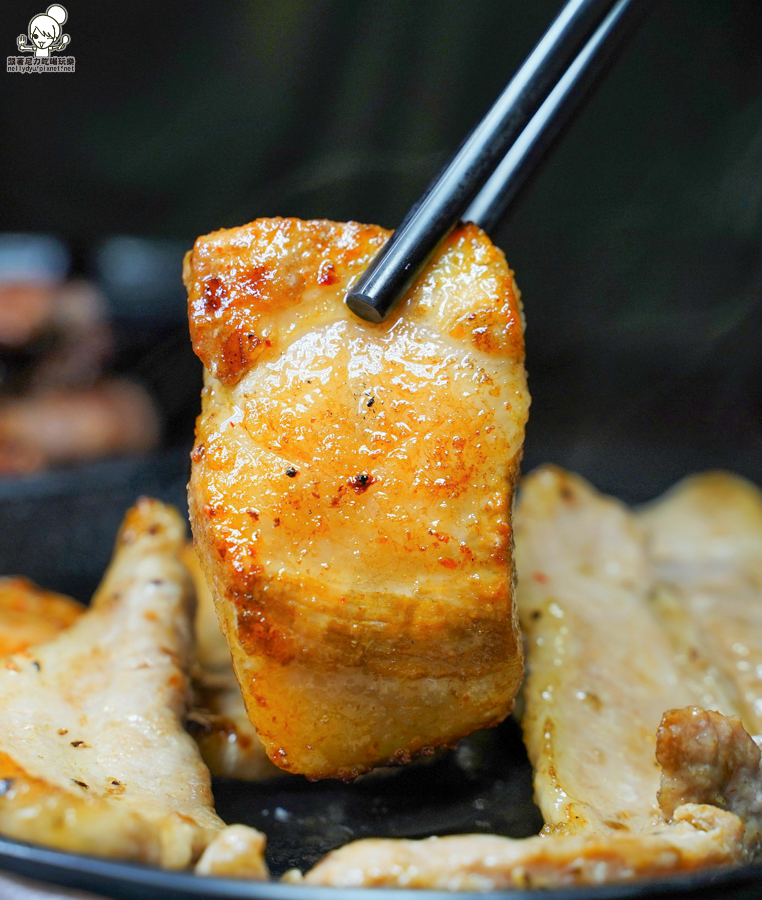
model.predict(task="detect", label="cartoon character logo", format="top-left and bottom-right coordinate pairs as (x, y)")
top-left (17, 5), bottom-right (70, 58)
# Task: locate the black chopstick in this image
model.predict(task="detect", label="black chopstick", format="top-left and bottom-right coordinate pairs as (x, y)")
top-left (464, 0), bottom-right (652, 233)
top-left (345, 0), bottom-right (646, 324)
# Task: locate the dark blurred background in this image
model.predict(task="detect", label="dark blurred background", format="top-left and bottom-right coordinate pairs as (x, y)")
top-left (0, 0), bottom-right (761, 595)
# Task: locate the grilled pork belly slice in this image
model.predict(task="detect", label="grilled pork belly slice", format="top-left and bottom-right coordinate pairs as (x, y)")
top-left (0, 498), bottom-right (267, 875)
top-left (515, 466), bottom-right (696, 834)
top-left (640, 472), bottom-right (762, 734)
top-left (185, 217), bottom-right (529, 779)
top-left (0, 577), bottom-right (83, 656)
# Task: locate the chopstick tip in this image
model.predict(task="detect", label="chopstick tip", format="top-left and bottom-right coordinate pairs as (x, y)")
top-left (345, 291), bottom-right (384, 324)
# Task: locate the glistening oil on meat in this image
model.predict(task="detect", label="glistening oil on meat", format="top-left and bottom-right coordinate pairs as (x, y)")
top-left (185, 217), bottom-right (530, 780)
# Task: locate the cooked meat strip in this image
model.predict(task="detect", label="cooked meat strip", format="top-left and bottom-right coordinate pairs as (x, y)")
top-left (643, 583), bottom-right (740, 718)
top-left (303, 806), bottom-right (744, 890)
top-left (0, 498), bottom-right (267, 875)
top-left (185, 217), bottom-right (529, 779)
top-left (196, 824), bottom-right (269, 879)
top-left (515, 466), bottom-right (696, 834)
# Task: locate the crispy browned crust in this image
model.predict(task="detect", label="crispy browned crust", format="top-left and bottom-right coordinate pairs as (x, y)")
top-left (657, 707), bottom-right (762, 819)
top-left (186, 218), bottom-right (529, 779)
top-left (186, 218), bottom-right (524, 388)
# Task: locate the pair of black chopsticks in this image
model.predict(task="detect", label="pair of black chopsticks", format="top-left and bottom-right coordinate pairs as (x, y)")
top-left (346, 0), bottom-right (655, 324)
